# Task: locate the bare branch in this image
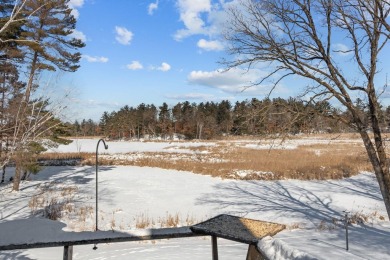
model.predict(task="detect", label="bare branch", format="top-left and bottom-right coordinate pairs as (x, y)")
top-left (223, 0), bottom-right (390, 219)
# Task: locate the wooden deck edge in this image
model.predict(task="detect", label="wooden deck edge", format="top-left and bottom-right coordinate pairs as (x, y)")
top-left (0, 227), bottom-right (204, 251)
top-left (190, 226), bottom-right (258, 245)
top-left (191, 214), bottom-right (286, 245)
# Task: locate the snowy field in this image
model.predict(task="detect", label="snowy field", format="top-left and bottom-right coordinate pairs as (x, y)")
top-left (47, 136), bottom-right (362, 154)
top-left (1, 138), bottom-right (390, 259)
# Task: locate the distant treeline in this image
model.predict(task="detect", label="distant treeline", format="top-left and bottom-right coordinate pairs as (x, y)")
top-left (68, 98), bottom-right (390, 139)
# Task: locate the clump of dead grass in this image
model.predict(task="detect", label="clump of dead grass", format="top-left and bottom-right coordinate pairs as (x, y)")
top-left (30, 194), bottom-right (74, 220)
top-left (287, 222), bottom-right (303, 230)
top-left (76, 205), bottom-right (94, 223)
top-left (317, 210), bottom-right (387, 231)
top-left (134, 212), bottom-right (201, 229)
top-left (135, 213), bottom-right (154, 229)
top-left (28, 183), bottom-right (95, 230)
top-left (158, 213), bottom-right (180, 228)
top-left (341, 210), bottom-right (387, 224)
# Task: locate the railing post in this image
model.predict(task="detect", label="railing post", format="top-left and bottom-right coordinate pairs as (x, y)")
top-left (63, 245), bottom-right (73, 260)
top-left (211, 236), bottom-right (218, 260)
top-left (246, 244), bottom-right (264, 260)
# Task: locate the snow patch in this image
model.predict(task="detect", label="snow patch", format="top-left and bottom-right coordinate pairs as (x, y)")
top-left (258, 236), bottom-right (318, 260)
top-left (230, 169), bottom-right (274, 179)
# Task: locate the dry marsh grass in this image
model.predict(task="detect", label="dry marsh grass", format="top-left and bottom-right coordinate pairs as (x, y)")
top-left (29, 184), bottom-right (77, 220)
top-left (41, 135), bottom-right (374, 180)
top-left (316, 210), bottom-right (388, 231)
top-left (28, 183), bottom-right (96, 230)
top-left (135, 212), bottom-right (200, 229)
top-left (95, 143), bottom-right (371, 180)
top-left (135, 213), bottom-right (153, 229)
top-left (38, 152), bottom-right (91, 160)
top-left (159, 213), bottom-right (180, 228)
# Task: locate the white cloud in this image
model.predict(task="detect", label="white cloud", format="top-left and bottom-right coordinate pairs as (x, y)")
top-left (173, 0), bottom-right (243, 41)
top-left (157, 62), bottom-right (171, 72)
top-left (148, 0), bottom-right (159, 15)
top-left (68, 0), bottom-right (84, 19)
top-left (83, 55), bottom-right (109, 63)
top-left (188, 68), bottom-right (268, 94)
top-left (70, 29), bottom-right (86, 42)
top-left (71, 9), bottom-right (80, 18)
top-left (165, 92), bottom-right (214, 100)
top-left (197, 39), bottom-right (224, 51)
top-left (115, 26), bottom-right (133, 45)
top-left (84, 99), bottom-right (121, 110)
top-left (174, 0), bottom-right (211, 40)
top-left (172, 0), bottom-right (245, 54)
top-left (68, 0), bottom-right (84, 8)
top-left (127, 61), bottom-right (143, 70)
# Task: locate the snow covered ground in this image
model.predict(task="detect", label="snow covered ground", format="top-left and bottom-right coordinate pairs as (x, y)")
top-left (1, 138), bottom-right (390, 259)
top-left (47, 138), bottom-right (216, 154)
top-left (47, 135), bottom-right (363, 154)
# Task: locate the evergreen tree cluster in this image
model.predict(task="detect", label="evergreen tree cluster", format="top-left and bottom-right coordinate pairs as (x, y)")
top-left (71, 97), bottom-right (390, 140)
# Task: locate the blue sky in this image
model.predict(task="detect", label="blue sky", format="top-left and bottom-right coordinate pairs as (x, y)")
top-left (61, 0), bottom-right (390, 122)
top-left (61, 0), bottom-right (293, 121)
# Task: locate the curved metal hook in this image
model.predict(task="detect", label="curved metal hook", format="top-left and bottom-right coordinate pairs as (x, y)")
top-left (95, 139), bottom-right (108, 232)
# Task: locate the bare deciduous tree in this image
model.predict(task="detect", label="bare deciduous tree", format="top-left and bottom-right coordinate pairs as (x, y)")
top-left (223, 0), bottom-right (390, 218)
top-left (9, 93), bottom-right (69, 191)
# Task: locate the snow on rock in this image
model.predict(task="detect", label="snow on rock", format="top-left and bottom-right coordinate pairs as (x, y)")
top-left (258, 236), bottom-right (318, 260)
top-left (230, 169), bottom-right (274, 179)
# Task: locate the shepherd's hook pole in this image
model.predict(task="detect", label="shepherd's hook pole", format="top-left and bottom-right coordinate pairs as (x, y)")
top-left (94, 139), bottom-right (108, 250)
top-left (344, 210), bottom-right (349, 251)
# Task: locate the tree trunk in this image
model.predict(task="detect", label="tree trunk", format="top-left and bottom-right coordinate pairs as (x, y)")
top-left (12, 161), bottom-right (22, 191)
top-left (359, 130), bottom-right (390, 218)
top-left (21, 170), bottom-right (27, 181)
top-left (24, 52), bottom-right (38, 104)
top-left (1, 165), bottom-right (5, 183)
top-left (363, 84), bottom-right (390, 219)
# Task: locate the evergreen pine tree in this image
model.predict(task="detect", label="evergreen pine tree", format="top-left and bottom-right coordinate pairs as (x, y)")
top-left (20, 0), bottom-right (85, 103)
